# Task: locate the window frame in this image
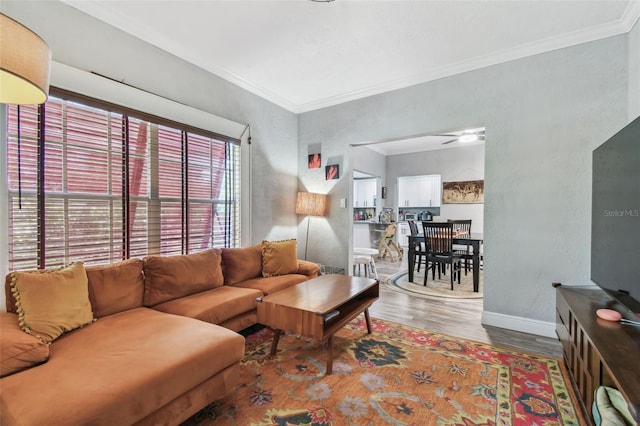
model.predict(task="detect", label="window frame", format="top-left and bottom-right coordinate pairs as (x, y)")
top-left (4, 88), bottom-right (242, 270)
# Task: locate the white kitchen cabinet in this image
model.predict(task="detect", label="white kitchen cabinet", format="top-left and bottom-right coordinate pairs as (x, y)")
top-left (425, 175), bottom-right (442, 207)
top-left (397, 176), bottom-right (421, 207)
top-left (354, 179), bottom-right (377, 207)
top-left (398, 175), bottom-right (442, 207)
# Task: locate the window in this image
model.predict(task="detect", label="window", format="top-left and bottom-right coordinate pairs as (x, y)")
top-left (6, 92), bottom-right (240, 270)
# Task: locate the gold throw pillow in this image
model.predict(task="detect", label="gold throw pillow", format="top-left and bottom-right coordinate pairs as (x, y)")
top-left (10, 262), bottom-right (94, 344)
top-left (262, 239), bottom-right (299, 277)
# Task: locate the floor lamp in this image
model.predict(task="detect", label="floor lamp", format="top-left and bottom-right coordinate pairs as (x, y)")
top-left (295, 192), bottom-right (327, 260)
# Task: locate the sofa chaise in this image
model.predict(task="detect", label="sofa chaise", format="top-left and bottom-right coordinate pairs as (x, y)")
top-left (0, 241), bottom-right (319, 425)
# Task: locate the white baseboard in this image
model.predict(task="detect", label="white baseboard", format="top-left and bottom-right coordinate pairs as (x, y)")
top-left (481, 311), bottom-right (557, 338)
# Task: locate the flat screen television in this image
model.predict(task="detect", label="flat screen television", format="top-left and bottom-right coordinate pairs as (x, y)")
top-left (591, 115), bottom-right (640, 318)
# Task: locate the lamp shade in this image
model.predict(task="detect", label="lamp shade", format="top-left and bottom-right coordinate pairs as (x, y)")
top-left (295, 192), bottom-right (327, 217)
top-left (0, 13), bottom-right (51, 105)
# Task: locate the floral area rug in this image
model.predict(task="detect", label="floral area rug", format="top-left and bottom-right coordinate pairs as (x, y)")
top-left (185, 318), bottom-right (583, 425)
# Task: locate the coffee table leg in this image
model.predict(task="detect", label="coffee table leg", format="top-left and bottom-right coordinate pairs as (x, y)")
top-left (364, 308), bottom-right (372, 334)
top-left (326, 334), bottom-right (333, 375)
top-left (270, 329), bottom-right (282, 355)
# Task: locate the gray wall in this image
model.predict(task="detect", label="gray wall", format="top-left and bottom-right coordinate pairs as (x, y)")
top-left (387, 145), bottom-right (485, 233)
top-left (630, 19), bottom-right (640, 119)
top-left (1, 1), bottom-right (300, 247)
top-left (299, 35), bottom-right (630, 330)
top-left (352, 146), bottom-right (387, 206)
top-left (1, 1), bottom-right (636, 332)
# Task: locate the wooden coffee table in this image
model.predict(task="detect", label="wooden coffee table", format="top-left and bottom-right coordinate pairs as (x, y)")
top-left (256, 275), bottom-right (379, 375)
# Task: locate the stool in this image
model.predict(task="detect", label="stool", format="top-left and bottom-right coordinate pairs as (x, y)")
top-left (353, 247), bottom-right (380, 280)
top-left (353, 256), bottom-right (371, 276)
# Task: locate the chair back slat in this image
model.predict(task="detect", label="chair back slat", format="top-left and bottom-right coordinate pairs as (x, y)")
top-left (407, 220), bottom-right (419, 236)
top-left (448, 219), bottom-right (472, 237)
top-left (422, 222), bottom-right (454, 254)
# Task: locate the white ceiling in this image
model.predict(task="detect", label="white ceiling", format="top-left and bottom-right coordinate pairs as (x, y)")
top-left (355, 128), bottom-right (486, 155)
top-left (63, 0), bottom-right (639, 115)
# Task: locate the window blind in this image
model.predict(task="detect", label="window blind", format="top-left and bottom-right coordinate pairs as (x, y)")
top-left (6, 93), bottom-right (240, 270)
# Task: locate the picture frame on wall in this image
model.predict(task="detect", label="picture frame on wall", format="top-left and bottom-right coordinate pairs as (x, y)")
top-left (308, 153), bottom-right (321, 169)
top-left (442, 180), bottom-right (484, 204)
top-left (325, 164), bottom-right (339, 180)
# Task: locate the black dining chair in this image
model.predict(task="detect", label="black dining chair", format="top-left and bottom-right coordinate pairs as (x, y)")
top-left (448, 219), bottom-right (472, 275)
top-left (407, 220), bottom-right (428, 273)
top-left (422, 222), bottom-right (462, 290)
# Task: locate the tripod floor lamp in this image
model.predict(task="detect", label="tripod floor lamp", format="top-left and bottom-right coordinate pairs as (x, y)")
top-left (295, 192), bottom-right (327, 260)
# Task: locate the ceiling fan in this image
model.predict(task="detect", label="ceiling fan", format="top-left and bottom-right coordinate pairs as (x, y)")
top-left (438, 129), bottom-right (486, 145)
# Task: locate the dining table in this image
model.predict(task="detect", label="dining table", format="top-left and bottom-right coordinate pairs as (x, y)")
top-left (407, 232), bottom-right (484, 292)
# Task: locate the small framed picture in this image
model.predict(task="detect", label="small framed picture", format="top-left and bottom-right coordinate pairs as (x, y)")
top-left (381, 186), bottom-right (387, 199)
top-left (325, 164), bottom-right (339, 180)
top-left (308, 153), bottom-right (321, 169)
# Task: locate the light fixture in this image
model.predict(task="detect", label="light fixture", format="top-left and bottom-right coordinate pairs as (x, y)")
top-left (458, 133), bottom-right (479, 143)
top-left (0, 13), bottom-right (52, 105)
top-left (296, 192), bottom-right (328, 260)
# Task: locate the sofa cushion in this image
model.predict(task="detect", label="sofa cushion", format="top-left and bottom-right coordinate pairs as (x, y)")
top-left (86, 258), bottom-right (144, 318)
top-left (9, 262), bottom-right (94, 343)
top-left (143, 249), bottom-right (223, 306)
top-left (0, 313), bottom-right (49, 378)
top-left (0, 308), bottom-right (245, 426)
top-left (233, 273), bottom-right (310, 295)
top-left (221, 244), bottom-right (263, 285)
top-left (152, 285), bottom-right (263, 325)
top-left (262, 239), bottom-right (298, 277)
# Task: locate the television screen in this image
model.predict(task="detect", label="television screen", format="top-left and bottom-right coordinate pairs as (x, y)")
top-left (591, 115), bottom-right (640, 315)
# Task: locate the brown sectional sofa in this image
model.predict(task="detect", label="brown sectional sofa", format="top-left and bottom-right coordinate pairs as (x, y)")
top-left (0, 244), bottom-right (319, 425)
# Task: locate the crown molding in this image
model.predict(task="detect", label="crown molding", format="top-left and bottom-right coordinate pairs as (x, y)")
top-left (63, 0), bottom-right (640, 115)
top-left (61, 0), bottom-right (300, 112)
top-left (622, 0), bottom-right (640, 31)
top-left (296, 5), bottom-right (640, 113)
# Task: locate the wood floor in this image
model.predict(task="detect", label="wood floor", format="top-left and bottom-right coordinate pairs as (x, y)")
top-left (362, 255), bottom-right (563, 359)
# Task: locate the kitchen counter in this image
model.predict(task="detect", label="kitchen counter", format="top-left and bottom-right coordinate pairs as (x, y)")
top-left (353, 221), bottom-right (395, 225)
top-left (353, 222), bottom-right (395, 248)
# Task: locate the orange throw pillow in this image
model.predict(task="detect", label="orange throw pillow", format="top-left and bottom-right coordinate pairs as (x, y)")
top-left (262, 239), bottom-right (299, 277)
top-left (10, 262), bottom-right (94, 344)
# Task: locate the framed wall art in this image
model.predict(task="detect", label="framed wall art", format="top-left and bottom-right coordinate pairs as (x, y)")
top-left (325, 164), bottom-right (339, 180)
top-left (308, 153), bottom-right (321, 169)
top-left (442, 180), bottom-right (484, 204)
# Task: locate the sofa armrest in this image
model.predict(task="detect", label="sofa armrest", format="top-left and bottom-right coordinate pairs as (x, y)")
top-left (1, 313), bottom-right (49, 377)
top-left (297, 260), bottom-right (320, 278)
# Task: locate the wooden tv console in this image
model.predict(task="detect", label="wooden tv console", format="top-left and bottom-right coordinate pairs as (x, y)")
top-left (555, 285), bottom-right (640, 424)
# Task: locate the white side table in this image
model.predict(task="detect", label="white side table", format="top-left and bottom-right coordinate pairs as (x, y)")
top-left (353, 247), bottom-right (380, 280)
